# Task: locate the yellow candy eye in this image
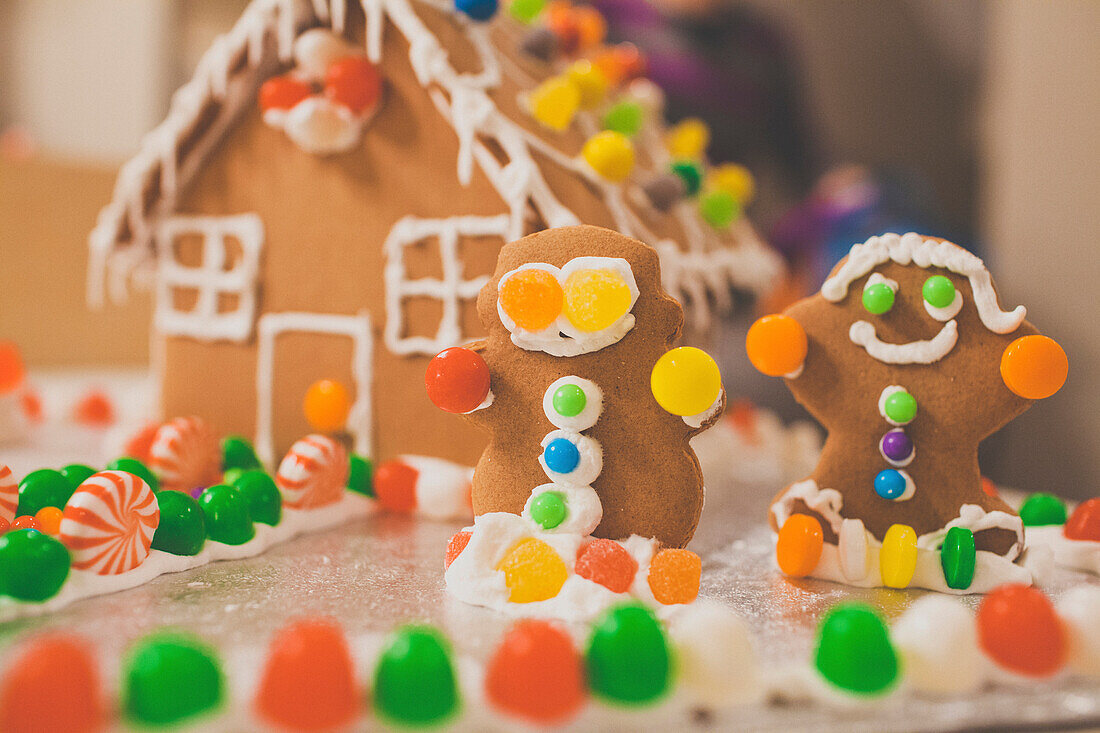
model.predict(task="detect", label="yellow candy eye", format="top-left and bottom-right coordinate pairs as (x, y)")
top-left (561, 268), bottom-right (632, 332)
top-left (650, 346), bottom-right (722, 416)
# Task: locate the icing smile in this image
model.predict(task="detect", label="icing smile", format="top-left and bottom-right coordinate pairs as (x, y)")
top-left (848, 319), bottom-right (958, 364)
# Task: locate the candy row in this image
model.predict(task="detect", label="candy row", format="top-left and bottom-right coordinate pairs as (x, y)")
top-left (1020, 492), bottom-right (1100, 540)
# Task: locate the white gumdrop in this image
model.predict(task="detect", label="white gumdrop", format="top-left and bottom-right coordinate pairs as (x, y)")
top-left (283, 97), bottom-right (361, 155)
top-left (668, 601), bottom-right (763, 707)
top-left (1056, 585), bottom-right (1100, 678)
top-left (293, 28), bottom-right (359, 79)
top-left (892, 595), bottom-right (983, 695)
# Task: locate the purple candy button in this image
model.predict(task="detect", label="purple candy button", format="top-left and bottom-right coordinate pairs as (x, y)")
top-left (880, 429), bottom-right (913, 463)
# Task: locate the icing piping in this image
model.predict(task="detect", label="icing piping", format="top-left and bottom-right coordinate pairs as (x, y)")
top-left (924, 288), bottom-right (963, 321)
top-left (849, 319), bottom-right (958, 364)
top-left (864, 271), bottom-right (897, 293)
top-left (542, 376), bottom-right (603, 432)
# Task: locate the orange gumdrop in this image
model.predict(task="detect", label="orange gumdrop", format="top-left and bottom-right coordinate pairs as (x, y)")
top-left (11, 515), bottom-right (40, 532)
top-left (373, 460), bottom-right (418, 513)
top-left (776, 513), bottom-right (823, 577)
top-left (485, 620), bottom-right (585, 725)
top-left (0, 341), bottom-right (26, 394)
top-left (575, 538), bottom-right (637, 593)
top-left (34, 506), bottom-right (63, 536)
top-left (647, 548), bottom-right (701, 605)
top-left (499, 269), bottom-right (564, 331)
top-left (0, 634), bottom-right (106, 733)
top-left (303, 379), bottom-right (352, 433)
top-left (573, 5), bottom-right (607, 48)
top-left (444, 530), bottom-right (472, 568)
top-left (1000, 335), bottom-right (1068, 400)
top-left (746, 314), bottom-right (808, 377)
top-left (977, 584), bottom-right (1066, 677)
top-left (1064, 498), bottom-right (1100, 542)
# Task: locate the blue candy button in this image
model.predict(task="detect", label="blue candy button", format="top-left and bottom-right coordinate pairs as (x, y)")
top-left (874, 469), bottom-right (907, 500)
top-left (543, 438), bottom-right (580, 474)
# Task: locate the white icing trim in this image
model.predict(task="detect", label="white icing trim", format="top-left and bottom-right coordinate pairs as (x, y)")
top-left (850, 318), bottom-right (958, 364)
top-left (864, 271), bottom-right (898, 294)
top-left (918, 503), bottom-right (1026, 562)
top-left (542, 376), bottom-right (603, 431)
top-left (683, 390), bottom-right (723, 428)
top-left (879, 429), bottom-right (915, 467)
top-left (877, 385), bottom-right (914, 426)
top-left (925, 288), bottom-right (963, 321)
top-left (539, 430), bottom-right (603, 487)
top-left (770, 479), bottom-right (845, 536)
top-left (1011, 524), bottom-right (1098, 573)
top-left (891, 469), bottom-right (916, 501)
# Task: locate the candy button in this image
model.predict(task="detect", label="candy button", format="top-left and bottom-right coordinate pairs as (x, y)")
top-left (922, 275), bottom-right (956, 309)
top-left (260, 75), bottom-right (312, 113)
top-left (647, 548), bottom-right (701, 605)
top-left (530, 490), bottom-right (567, 530)
top-left (862, 281), bottom-right (895, 315)
top-left (838, 518), bottom-right (869, 581)
top-left (105, 457), bottom-right (160, 493)
top-left (529, 76), bottom-right (580, 131)
top-left (707, 163), bottom-right (755, 204)
top-left (940, 526), bottom-right (976, 590)
top-left (562, 268), bottom-right (633, 332)
top-left (509, 0), bottom-right (545, 23)
top-left (1018, 492), bottom-right (1068, 526)
top-left (0, 529), bottom-right (70, 602)
top-left (16, 469), bottom-right (74, 518)
top-left (455, 0), bottom-right (498, 21)
top-left (373, 460), bottom-right (418, 513)
top-left (303, 379), bottom-right (352, 432)
top-left (347, 454), bottom-right (374, 497)
top-left (124, 632), bottom-right (223, 726)
top-left (198, 485), bottom-right (255, 546)
top-left (575, 539), bottom-right (637, 593)
top-left (425, 347), bottom-right (491, 414)
top-left (746, 314), bottom-right (808, 378)
top-left (233, 470), bottom-right (282, 527)
top-left (0, 341), bottom-right (26, 393)
top-left (880, 524), bottom-right (917, 588)
top-left (699, 190), bottom-right (739, 229)
top-left (151, 490), bottom-right (206, 557)
top-left (373, 626), bottom-right (458, 725)
top-left (552, 383), bottom-right (586, 417)
top-left (486, 620), bottom-right (585, 725)
top-left (977, 584), bottom-right (1066, 677)
top-left (602, 100), bottom-right (644, 136)
top-left (568, 60), bottom-right (607, 109)
top-left (874, 469), bottom-right (910, 501)
top-left (444, 530), bottom-right (472, 569)
top-left (814, 602), bottom-right (898, 695)
top-left (497, 538), bottom-right (568, 603)
top-left (581, 130), bottom-right (635, 182)
top-left (1000, 334), bottom-right (1068, 400)
top-left (1064, 498), bottom-right (1100, 541)
top-left (650, 347), bottom-right (722, 417)
top-left (586, 604), bottom-right (670, 704)
top-left (543, 439), bottom-right (580, 475)
top-left (775, 513), bottom-right (823, 577)
top-left (879, 429), bottom-right (913, 465)
top-left (665, 118), bottom-right (709, 159)
top-left (882, 389), bottom-right (917, 425)
top-left (669, 159), bottom-right (703, 195)
top-left (33, 507), bottom-right (62, 536)
top-left (0, 634), bottom-right (106, 733)
top-left (59, 463), bottom-right (96, 491)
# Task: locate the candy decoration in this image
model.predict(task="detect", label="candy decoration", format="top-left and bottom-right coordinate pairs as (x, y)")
top-left (149, 417), bottom-right (221, 494)
top-left (233, 470), bottom-right (283, 526)
top-left (373, 459), bottom-right (419, 513)
top-left (0, 462), bottom-right (16, 523)
top-left (574, 4), bottom-right (607, 48)
top-left (106, 456), bottom-right (160, 493)
top-left (17, 468), bottom-right (74, 518)
top-left (575, 538), bottom-right (637, 593)
top-left (520, 27), bottom-right (558, 62)
top-left (509, 0), bottom-right (546, 23)
top-left (862, 281), bottom-right (895, 314)
top-left (647, 548), bottom-right (701, 605)
top-left (551, 382), bottom-right (586, 417)
top-left (542, 438), bottom-right (580, 474)
top-left (879, 429), bottom-right (913, 465)
top-left (221, 435), bottom-right (262, 472)
top-left (568, 60), bottom-right (608, 109)
top-left (882, 389), bottom-right (918, 425)
top-left (880, 523), bottom-right (918, 588)
top-left (275, 434), bottom-right (349, 510)
top-left (649, 346), bottom-right (722, 417)
top-left (874, 469), bottom-right (908, 500)
top-left (814, 602), bottom-right (898, 695)
top-left (642, 173), bottom-right (686, 212)
top-left (0, 340), bottom-right (26, 393)
top-left (444, 530), bottom-right (472, 568)
top-left (1000, 334), bottom-right (1068, 400)
top-left (73, 390), bottom-right (114, 427)
top-left (545, 1), bottom-right (580, 53)
top-left (151, 490), bottom-right (206, 556)
top-left (260, 75), bottom-right (312, 112)
top-left (529, 76), bottom-right (580, 131)
top-left (0, 518), bottom-right (8, 534)
top-left (940, 526), bottom-right (976, 590)
top-left (198, 485), bottom-right (255, 546)
top-left (497, 538), bottom-right (568, 603)
top-left (838, 518), bottom-right (869, 581)
top-left (977, 584), bottom-right (1066, 677)
top-left (746, 314), bottom-right (808, 377)
top-left (60, 463), bottom-right (97, 490)
top-left (486, 620), bottom-right (585, 724)
top-left (347, 453), bottom-right (374, 497)
top-left (34, 506), bottom-right (62, 536)
top-left (602, 100), bottom-right (644, 136)
top-left (529, 490), bottom-right (567, 529)
top-left (255, 618), bottom-right (359, 731)
top-left (0, 529), bottom-right (70, 601)
top-left (708, 163), bottom-right (755, 204)
top-left (981, 476), bottom-right (1000, 498)
top-left (922, 274), bottom-right (957, 308)
top-left (1018, 492), bottom-right (1068, 526)
top-left (425, 347), bottom-right (491, 414)
top-left (498, 268), bottom-right (564, 331)
top-left (669, 602), bottom-right (762, 707)
top-left (699, 189), bottom-right (739, 229)
top-left (373, 626), bottom-right (459, 725)
top-left (0, 634), bottom-right (106, 733)
top-left (122, 422), bottom-right (160, 464)
top-left (455, 0), bottom-right (498, 21)
top-left (11, 516), bottom-right (39, 531)
top-left (20, 389), bottom-right (42, 422)
top-left (124, 632), bottom-right (224, 726)
top-left (665, 118), bottom-right (709, 159)
top-left (60, 471), bottom-right (159, 575)
top-left (586, 603), bottom-right (670, 704)
top-left (775, 513), bottom-right (823, 577)
top-left (324, 56), bottom-right (382, 114)
top-left (562, 267), bottom-right (633, 332)
top-left (581, 130), bottom-right (635, 182)
top-left (1064, 497), bottom-right (1100, 541)
top-left (669, 159), bottom-right (703, 195)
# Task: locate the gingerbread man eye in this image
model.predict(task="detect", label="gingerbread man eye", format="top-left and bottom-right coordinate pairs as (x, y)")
top-left (862, 273), bottom-right (897, 315)
top-left (922, 275), bottom-right (962, 320)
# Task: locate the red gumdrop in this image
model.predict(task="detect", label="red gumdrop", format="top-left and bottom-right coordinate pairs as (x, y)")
top-left (123, 422), bottom-right (162, 464)
top-left (574, 538), bottom-right (638, 593)
top-left (324, 57), bottom-right (382, 114)
top-left (254, 618), bottom-right (359, 732)
top-left (425, 347), bottom-right (490, 414)
top-left (981, 476), bottom-right (999, 499)
top-left (373, 460), bottom-right (418, 513)
top-left (977, 584), bottom-right (1067, 677)
top-left (260, 75), bottom-right (313, 112)
top-left (485, 620), bottom-right (585, 725)
top-left (11, 515), bottom-right (40, 531)
top-left (444, 530), bottom-right (472, 569)
top-left (1064, 498), bottom-right (1100, 541)
top-left (73, 390), bottom-right (114, 427)
top-left (0, 634), bottom-right (107, 733)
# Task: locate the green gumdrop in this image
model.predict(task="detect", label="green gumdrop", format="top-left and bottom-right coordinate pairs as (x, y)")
top-left (941, 526), bottom-right (975, 590)
top-left (603, 101), bottom-right (644, 137)
top-left (814, 602), bottom-right (898, 695)
top-left (221, 435), bottom-right (262, 472)
top-left (923, 274), bottom-right (956, 309)
top-left (60, 463), bottom-right (97, 490)
top-left (1019, 492), bottom-right (1068, 526)
top-left (699, 189), bottom-right (739, 229)
top-left (373, 625), bottom-right (459, 725)
top-left (198, 485), bottom-right (255, 546)
top-left (586, 603), bottom-right (671, 704)
top-left (17, 469), bottom-right (74, 517)
top-left (862, 282), bottom-right (896, 315)
top-left (530, 491), bottom-right (566, 530)
top-left (669, 160), bottom-right (703, 196)
top-left (347, 454), bottom-right (375, 498)
top-left (151, 491), bottom-right (206, 556)
top-left (0, 529), bottom-right (71, 602)
top-left (106, 457), bottom-right (159, 493)
top-left (509, 0), bottom-right (545, 24)
top-left (232, 470), bottom-right (282, 526)
top-left (124, 632), bottom-right (223, 725)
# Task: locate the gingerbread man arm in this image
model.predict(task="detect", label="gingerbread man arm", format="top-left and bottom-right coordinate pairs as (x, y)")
top-left (424, 343), bottom-right (496, 428)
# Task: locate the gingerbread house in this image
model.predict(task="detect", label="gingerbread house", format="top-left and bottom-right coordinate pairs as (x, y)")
top-left (87, 0), bottom-right (782, 487)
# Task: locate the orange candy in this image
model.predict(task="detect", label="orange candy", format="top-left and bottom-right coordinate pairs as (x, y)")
top-left (0, 341), bottom-right (26, 394)
top-left (746, 314), bottom-right (808, 377)
top-left (977, 584), bottom-right (1067, 677)
top-left (73, 390), bottom-right (114, 427)
top-left (575, 538), bottom-right (637, 593)
top-left (1064, 498), bottom-right (1100, 542)
top-left (497, 538), bottom-right (568, 603)
top-left (34, 506), bottom-right (63, 536)
top-left (573, 5), bottom-right (606, 49)
top-left (545, 1), bottom-right (580, 54)
top-left (0, 634), bottom-right (106, 733)
top-left (647, 548), bottom-right (701, 605)
top-left (485, 620), bottom-right (585, 725)
top-left (373, 460), bottom-right (418, 513)
top-left (303, 379), bottom-right (352, 433)
top-left (776, 513), bottom-right (823, 577)
top-left (981, 476), bottom-right (1000, 499)
top-left (11, 515), bottom-right (40, 532)
top-left (499, 268), bottom-right (564, 331)
top-left (123, 422), bottom-right (161, 464)
top-left (20, 389), bottom-right (43, 423)
top-left (1000, 334), bottom-right (1068, 400)
top-left (444, 530), bottom-right (472, 568)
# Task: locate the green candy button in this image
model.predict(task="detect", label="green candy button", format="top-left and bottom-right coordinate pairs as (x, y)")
top-left (603, 101), bottom-right (644, 137)
top-left (530, 491), bottom-right (566, 530)
top-left (347, 454), bottom-right (375, 498)
top-left (586, 603), bottom-right (671, 705)
top-left (940, 526), bottom-right (976, 590)
top-left (1019, 492), bottom-right (1068, 526)
top-left (883, 390), bottom-right (917, 425)
top-left (552, 384), bottom-right (587, 418)
top-left (923, 275), bottom-right (956, 309)
top-left (221, 435), bottom-right (262, 472)
top-left (16, 469), bottom-right (74, 517)
top-left (699, 190), bottom-right (740, 229)
top-left (198, 485), bottom-right (255, 546)
top-left (151, 491), bottom-right (206, 556)
top-left (232, 470), bottom-right (282, 527)
top-left (373, 625), bottom-right (459, 725)
top-left (124, 632), bottom-right (223, 726)
top-left (0, 529), bottom-right (71, 602)
top-left (106, 457), bottom-right (159, 493)
top-left (862, 282), bottom-right (896, 315)
top-left (814, 602), bottom-right (898, 695)
top-left (60, 463), bottom-right (97, 490)
top-left (669, 160), bottom-right (703, 196)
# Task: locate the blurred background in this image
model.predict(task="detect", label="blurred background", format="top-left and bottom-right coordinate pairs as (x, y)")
top-left (0, 0), bottom-right (1096, 496)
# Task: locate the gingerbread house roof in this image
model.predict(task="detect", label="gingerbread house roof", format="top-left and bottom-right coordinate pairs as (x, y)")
top-left (88, 0), bottom-right (783, 330)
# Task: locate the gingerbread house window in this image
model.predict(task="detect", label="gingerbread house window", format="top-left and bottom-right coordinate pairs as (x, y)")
top-left (383, 215), bottom-right (510, 355)
top-left (154, 214), bottom-right (264, 342)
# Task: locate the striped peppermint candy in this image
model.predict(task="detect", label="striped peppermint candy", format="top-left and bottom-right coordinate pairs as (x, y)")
top-left (149, 416), bottom-right (221, 493)
top-left (60, 471), bottom-right (160, 575)
top-left (275, 434), bottom-right (349, 510)
top-left (0, 463), bottom-right (17, 523)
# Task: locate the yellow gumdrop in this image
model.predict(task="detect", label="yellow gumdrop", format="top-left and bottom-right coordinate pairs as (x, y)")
top-left (561, 268), bottom-right (633, 332)
top-left (666, 118), bottom-right (710, 159)
top-left (650, 347), bottom-right (722, 417)
top-left (707, 163), bottom-right (756, 204)
top-left (581, 130), bottom-right (635, 182)
top-left (496, 537), bottom-right (568, 603)
top-left (880, 524), bottom-right (918, 589)
top-left (568, 60), bottom-right (608, 109)
top-left (530, 76), bottom-right (581, 131)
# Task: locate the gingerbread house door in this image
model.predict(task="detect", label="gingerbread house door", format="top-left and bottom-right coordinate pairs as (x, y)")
top-left (254, 311), bottom-right (373, 466)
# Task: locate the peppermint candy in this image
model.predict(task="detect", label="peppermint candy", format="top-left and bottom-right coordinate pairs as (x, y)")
top-left (276, 435), bottom-right (349, 510)
top-left (0, 463), bottom-right (17, 523)
top-left (60, 471), bottom-right (160, 575)
top-left (150, 416), bottom-right (221, 493)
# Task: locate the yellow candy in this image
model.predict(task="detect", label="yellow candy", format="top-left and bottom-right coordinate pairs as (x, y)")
top-left (496, 537), bottom-right (568, 603)
top-left (568, 60), bottom-right (608, 109)
top-left (880, 524), bottom-right (918, 588)
top-left (529, 76), bottom-right (581, 131)
top-left (303, 379), bottom-right (352, 432)
top-left (581, 130), bottom-right (634, 182)
top-left (650, 346), bottom-right (722, 416)
top-left (562, 268), bottom-right (633, 332)
top-left (708, 163), bottom-right (756, 204)
top-left (666, 117), bottom-right (710, 159)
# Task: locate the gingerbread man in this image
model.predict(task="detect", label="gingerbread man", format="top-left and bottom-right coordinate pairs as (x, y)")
top-left (426, 226), bottom-right (724, 548)
top-left (747, 233), bottom-right (1067, 578)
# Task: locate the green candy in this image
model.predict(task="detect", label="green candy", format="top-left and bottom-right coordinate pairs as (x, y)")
top-left (0, 530), bottom-right (71, 602)
top-left (862, 282), bottom-right (896, 315)
top-left (552, 384), bottom-right (586, 418)
top-left (106, 457), bottom-right (160, 493)
top-left (232, 470), bottom-right (282, 526)
top-left (60, 463), bottom-right (97, 490)
top-left (373, 625), bottom-right (459, 725)
top-left (814, 602), bottom-right (898, 695)
top-left (699, 190), bottom-right (739, 229)
top-left (347, 454), bottom-right (375, 497)
top-left (198, 485), bottom-right (255, 546)
top-left (221, 467), bottom-right (245, 487)
top-left (221, 435), bottom-right (262, 472)
top-left (151, 491), bottom-right (206, 556)
top-left (883, 390), bottom-right (917, 425)
top-left (923, 275), bottom-right (956, 309)
top-left (17, 469), bottom-right (74, 517)
top-left (940, 526), bottom-right (975, 590)
top-left (1019, 492), bottom-right (1068, 526)
top-left (669, 160), bottom-right (703, 196)
top-left (586, 603), bottom-right (671, 704)
top-left (508, 0), bottom-right (545, 24)
top-left (603, 101), bottom-right (644, 137)
top-left (530, 491), bottom-right (566, 530)
top-left (124, 632), bottom-right (223, 726)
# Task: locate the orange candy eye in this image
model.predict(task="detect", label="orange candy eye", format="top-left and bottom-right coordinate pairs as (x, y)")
top-left (746, 314), bottom-right (808, 377)
top-left (499, 269), bottom-right (564, 331)
top-left (1000, 335), bottom-right (1068, 400)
